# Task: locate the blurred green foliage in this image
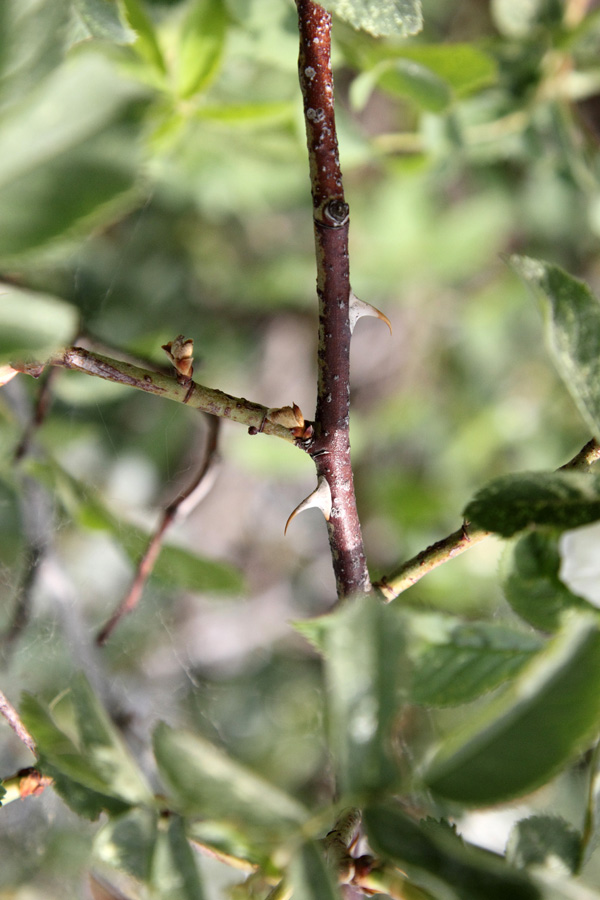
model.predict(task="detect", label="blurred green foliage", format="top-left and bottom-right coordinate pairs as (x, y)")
top-left (3, 0), bottom-right (600, 897)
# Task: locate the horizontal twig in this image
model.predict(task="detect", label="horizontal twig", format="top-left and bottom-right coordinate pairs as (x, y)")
top-left (376, 523), bottom-right (490, 601)
top-left (14, 347), bottom-right (298, 443)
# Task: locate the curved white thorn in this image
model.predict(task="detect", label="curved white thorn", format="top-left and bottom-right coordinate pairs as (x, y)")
top-left (0, 365), bottom-right (19, 387)
top-left (349, 291), bottom-right (392, 335)
top-left (284, 476), bottom-right (332, 535)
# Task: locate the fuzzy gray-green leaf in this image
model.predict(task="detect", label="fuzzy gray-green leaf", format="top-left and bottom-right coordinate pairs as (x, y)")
top-left (153, 723), bottom-right (308, 837)
top-left (503, 531), bottom-right (595, 631)
top-left (506, 815), bottom-right (582, 876)
top-left (423, 613), bottom-right (600, 805)
top-left (320, 595), bottom-right (408, 797)
top-left (511, 255), bottom-right (600, 440)
top-left (322, 0), bottom-right (422, 37)
top-left (464, 471), bottom-right (600, 538)
top-left (364, 804), bottom-right (539, 900)
top-left (408, 612), bottom-right (543, 707)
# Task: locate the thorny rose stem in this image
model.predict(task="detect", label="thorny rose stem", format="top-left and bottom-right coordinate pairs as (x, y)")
top-left (296, 0), bottom-right (371, 599)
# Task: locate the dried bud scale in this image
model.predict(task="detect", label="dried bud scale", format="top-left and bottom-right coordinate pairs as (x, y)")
top-left (162, 334), bottom-right (194, 385)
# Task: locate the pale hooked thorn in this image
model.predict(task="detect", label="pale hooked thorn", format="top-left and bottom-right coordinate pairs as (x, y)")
top-left (284, 476), bottom-right (332, 535)
top-left (349, 291), bottom-right (392, 335)
top-left (0, 365), bottom-right (19, 387)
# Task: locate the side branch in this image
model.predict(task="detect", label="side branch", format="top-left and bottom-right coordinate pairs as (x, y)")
top-left (14, 347), bottom-right (297, 443)
top-left (296, 0), bottom-right (370, 597)
top-left (377, 437), bottom-right (600, 602)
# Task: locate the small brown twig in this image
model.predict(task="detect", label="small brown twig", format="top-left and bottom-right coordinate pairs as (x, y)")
top-left (1, 475), bottom-right (54, 657)
top-left (0, 543), bottom-right (45, 656)
top-left (13, 366), bottom-right (59, 461)
top-left (376, 437), bottom-right (600, 601)
top-left (0, 688), bottom-right (36, 755)
top-left (96, 415), bottom-right (220, 644)
top-left (3, 365), bottom-right (62, 653)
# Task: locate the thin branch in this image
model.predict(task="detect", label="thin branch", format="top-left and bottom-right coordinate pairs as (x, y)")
top-left (0, 689), bottom-right (36, 755)
top-left (189, 835), bottom-right (260, 875)
top-left (323, 806), bottom-right (362, 882)
top-left (265, 881), bottom-right (292, 900)
top-left (558, 437), bottom-right (600, 470)
top-left (376, 524), bottom-right (490, 601)
top-left (14, 346), bottom-right (298, 443)
top-left (296, 0), bottom-right (371, 598)
top-left (14, 366), bottom-right (59, 461)
top-left (3, 368), bottom-right (61, 651)
top-left (1, 477), bottom-right (53, 656)
top-left (96, 415), bottom-right (221, 645)
top-left (376, 437), bottom-right (600, 602)
top-left (0, 542), bottom-right (45, 654)
top-left (354, 862), bottom-right (437, 900)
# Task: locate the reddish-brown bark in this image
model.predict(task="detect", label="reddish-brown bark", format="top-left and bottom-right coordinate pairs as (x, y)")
top-left (296, 0), bottom-right (370, 597)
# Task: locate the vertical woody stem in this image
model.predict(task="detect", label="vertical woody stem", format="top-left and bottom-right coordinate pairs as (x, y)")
top-left (296, 0), bottom-right (371, 598)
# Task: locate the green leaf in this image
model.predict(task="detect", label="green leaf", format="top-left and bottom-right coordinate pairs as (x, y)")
top-left (176, 0), bottom-right (228, 99)
top-left (0, 55), bottom-right (143, 189)
top-left (506, 816), bottom-right (582, 876)
top-left (69, 673), bottom-right (153, 806)
top-left (26, 455), bottom-right (243, 595)
top-left (20, 677), bottom-right (152, 807)
top-left (349, 43), bottom-right (496, 114)
top-left (19, 695), bottom-right (130, 819)
top-left (20, 692), bottom-right (107, 789)
top-left (153, 723), bottom-right (308, 836)
top-left (0, 136), bottom-right (139, 259)
top-left (319, 596), bottom-right (408, 796)
top-left (0, 54), bottom-right (147, 260)
top-left (73, 0), bottom-right (137, 44)
top-left (389, 44), bottom-right (497, 96)
top-left (510, 256), bottom-right (600, 441)
top-left (94, 807), bottom-right (158, 880)
top-left (121, 0), bottom-right (167, 73)
top-left (422, 613), bottom-right (600, 805)
top-left (364, 804), bottom-right (539, 900)
top-left (503, 532), bottom-right (595, 631)
top-left (152, 543), bottom-right (244, 594)
top-left (492, 0), bottom-right (561, 39)
top-left (289, 841), bottom-right (340, 900)
top-left (464, 471), bottom-right (600, 538)
top-left (408, 612), bottom-right (543, 707)
top-left (0, 286), bottom-right (79, 365)
top-left (375, 59), bottom-right (451, 112)
top-left (187, 819), bottom-right (268, 870)
top-left (78, 495), bottom-right (244, 594)
top-left (50, 770), bottom-right (131, 820)
top-left (0, 0), bottom-right (71, 108)
top-left (193, 101), bottom-right (294, 126)
top-left (150, 816), bottom-right (205, 900)
top-left (322, 0), bottom-right (422, 37)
